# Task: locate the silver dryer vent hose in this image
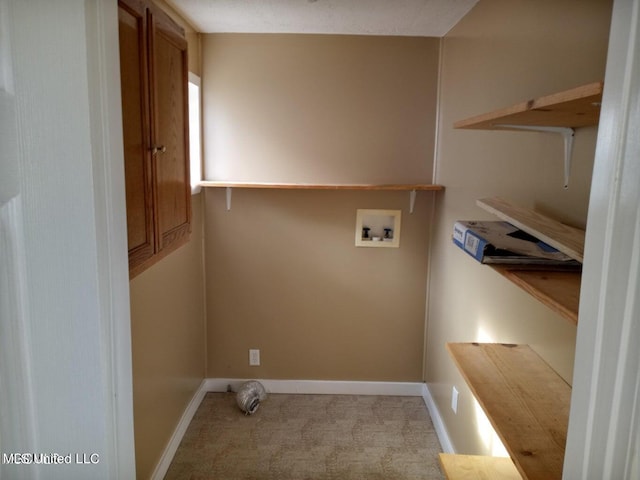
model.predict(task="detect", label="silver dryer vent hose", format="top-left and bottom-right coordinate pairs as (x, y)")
top-left (236, 380), bottom-right (267, 415)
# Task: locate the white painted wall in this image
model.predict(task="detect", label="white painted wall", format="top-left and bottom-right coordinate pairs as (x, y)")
top-left (0, 1), bottom-right (135, 478)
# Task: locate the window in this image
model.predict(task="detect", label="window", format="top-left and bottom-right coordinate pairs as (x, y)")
top-left (188, 72), bottom-right (202, 194)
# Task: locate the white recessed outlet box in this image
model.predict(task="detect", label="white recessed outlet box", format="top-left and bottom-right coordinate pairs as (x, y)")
top-left (249, 349), bottom-right (260, 366)
top-left (355, 209), bottom-right (401, 248)
top-left (451, 386), bottom-right (459, 414)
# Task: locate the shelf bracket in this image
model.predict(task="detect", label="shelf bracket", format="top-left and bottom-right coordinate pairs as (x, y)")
top-left (409, 190), bottom-right (417, 214)
top-left (226, 187), bottom-right (232, 211)
top-left (494, 125), bottom-right (575, 189)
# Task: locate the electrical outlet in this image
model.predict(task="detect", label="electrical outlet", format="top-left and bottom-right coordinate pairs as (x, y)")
top-left (451, 386), bottom-right (459, 414)
top-left (249, 349), bottom-right (260, 366)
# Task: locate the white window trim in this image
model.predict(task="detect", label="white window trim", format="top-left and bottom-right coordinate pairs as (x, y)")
top-left (188, 72), bottom-right (202, 195)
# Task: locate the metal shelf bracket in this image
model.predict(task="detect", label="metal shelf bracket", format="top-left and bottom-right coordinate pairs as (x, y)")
top-left (409, 190), bottom-right (417, 214)
top-left (223, 186), bottom-right (430, 213)
top-left (494, 125), bottom-right (575, 189)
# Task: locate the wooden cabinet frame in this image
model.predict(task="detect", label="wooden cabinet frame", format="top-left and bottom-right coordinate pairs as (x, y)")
top-left (118, 0), bottom-right (191, 278)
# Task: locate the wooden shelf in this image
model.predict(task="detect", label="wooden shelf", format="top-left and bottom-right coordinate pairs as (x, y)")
top-left (199, 181), bottom-right (444, 191)
top-left (439, 453), bottom-right (521, 480)
top-left (202, 182), bottom-right (444, 212)
top-left (490, 266), bottom-right (580, 325)
top-left (471, 197), bottom-right (584, 323)
top-left (446, 343), bottom-right (571, 480)
top-left (477, 197), bottom-right (585, 262)
top-left (454, 81), bottom-right (603, 130)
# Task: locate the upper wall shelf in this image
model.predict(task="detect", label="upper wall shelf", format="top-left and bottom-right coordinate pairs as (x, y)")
top-left (453, 81), bottom-right (603, 130)
top-left (454, 81), bottom-right (603, 188)
top-left (200, 181), bottom-right (445, 213)
top-left (200, 181), bottom-right (444, 191)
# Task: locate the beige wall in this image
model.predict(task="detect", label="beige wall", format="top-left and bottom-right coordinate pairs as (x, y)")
top-left (202, 34), bottom-right (439, 184)
top-left (205, 188), bottom-right (434, 380)
top-left (201, 34), bottom-right (440, 381)
top-left (426, 0), bottom-right (612, 456)
top-left (128, 3), bottom-right (205, 479)
top-left (129, 196), bottom-right (206, 479)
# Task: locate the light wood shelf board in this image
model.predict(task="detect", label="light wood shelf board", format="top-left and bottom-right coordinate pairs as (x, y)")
top-left (454, 81), bottom-right (603, 130)
top-left (199, 181), bottom-right (444, 191)
top-left (477, 197), bottom-right (585, 262)
top-left (490, 267), bottom-right (580, 325)
top-left (439, 453), bottom-right (522, 480)
top-left (446, 343), bottom-right (571, 480)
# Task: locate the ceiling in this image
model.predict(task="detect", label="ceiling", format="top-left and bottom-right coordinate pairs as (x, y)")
top-left (166, 0), bottom-right (479, 37)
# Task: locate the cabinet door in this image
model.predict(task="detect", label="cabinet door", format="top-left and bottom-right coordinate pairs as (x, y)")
top-left (118, 0), bottom-right (155, 269)
top-left (148, 10), bottom-right (191, 254)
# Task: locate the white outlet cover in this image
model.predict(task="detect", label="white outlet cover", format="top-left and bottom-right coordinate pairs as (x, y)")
top-left (249, 349), bottom-right (260, 366)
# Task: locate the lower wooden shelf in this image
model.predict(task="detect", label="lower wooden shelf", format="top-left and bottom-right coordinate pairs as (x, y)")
top-left (490, 266), bottom-right (581, 325)
top-left (439, 453), bottom-right (522, 480)
top-left (446, 343), bottom-right (571, 480)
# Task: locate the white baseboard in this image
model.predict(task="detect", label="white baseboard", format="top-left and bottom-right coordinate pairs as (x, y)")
top-left (151, 379), bottom-right (209, 480)
top-left (204, 378), bottom-right (425, 396)
top-left (421, 383), bottom-right (455, 454)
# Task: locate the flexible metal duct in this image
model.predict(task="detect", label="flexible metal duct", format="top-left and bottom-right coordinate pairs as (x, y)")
top-left (236, 380), bottom-right (267, 415)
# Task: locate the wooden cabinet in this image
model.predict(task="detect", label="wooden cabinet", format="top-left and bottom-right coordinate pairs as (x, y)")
top-left (118, 0), bottom-right (191, 278)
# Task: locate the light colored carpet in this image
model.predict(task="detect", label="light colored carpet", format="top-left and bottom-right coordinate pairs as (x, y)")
top-left (164, 392), bottom-right (446, 479)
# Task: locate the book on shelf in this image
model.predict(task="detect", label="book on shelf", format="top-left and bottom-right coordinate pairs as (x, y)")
top-left (452, 220), bottom-right (582, 267)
